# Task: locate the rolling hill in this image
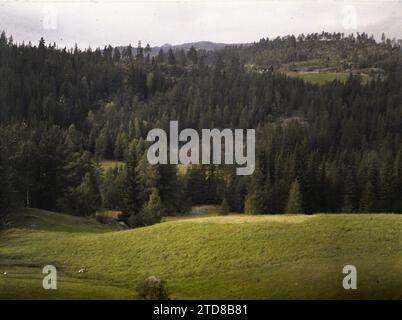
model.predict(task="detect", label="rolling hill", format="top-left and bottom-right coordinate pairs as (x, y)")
top-left (0, 208), bottom-right (401, 299)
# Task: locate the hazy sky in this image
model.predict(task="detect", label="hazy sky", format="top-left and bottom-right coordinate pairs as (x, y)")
top-left (0, 0), bottom-right (401, 48)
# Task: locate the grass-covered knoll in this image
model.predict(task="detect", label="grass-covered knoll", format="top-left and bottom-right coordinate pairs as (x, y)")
top-left (1, 208), bottom-right (401, 299)
top-left (8, 208), bottom-right (116, 233)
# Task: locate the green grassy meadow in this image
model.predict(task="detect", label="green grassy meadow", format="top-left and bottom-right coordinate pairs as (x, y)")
top-left (1, 208), bottom-right (401, 300)
top-left (285, 71), bottom-right (370, 85)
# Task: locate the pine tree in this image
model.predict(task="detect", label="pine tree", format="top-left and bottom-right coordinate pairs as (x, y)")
top-left (129, 188), bottom-right (163, 227)
top-left (378, 157), bottom-right (395, 212)
top-left (157, 49), bottom-right (164, 62)
top-left (285, 179), bottom-right (303, 213)
top-left (102, 167), bottom-right (125, 211)
top-left (0, 145), bottom-right (10, 225)
top-left (359, 180), bottom-right (376, 213)
top-left (136, 41), bottom-right (143, 61)
top-left (187, 46), bottom-right (198, 64)
top-left (122, 143), bottom-right (143, 222)
top-left (151, 163), bottom-right (178, 214)
top-left (167, 48), bottom-right (175, 65)
top-left (342, 167), bottom-right (358, 212)
top-left (75, 172), bottom-right (102, 216)
top-left (146, 188), bottom-right (165, 217)
top-left (359, 157), bottom-right (379, 213)
top-left (14, 138), bottom-right (37, 208)
top-left (144, 43), bottom-right (152, 61)
top-left (393, 147), bottom-right (402, 212)
top-left (124, 44), bottom-right (133, 59)
top-left (186, 166), bottom-right (207, 205)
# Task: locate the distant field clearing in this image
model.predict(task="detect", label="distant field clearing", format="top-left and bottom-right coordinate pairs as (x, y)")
top-left (285, 71), bottom-right (370, 85)
top-left (167, 214), bottom-right (316, 224)
top-left (99, 160), bottom-right (125, 172)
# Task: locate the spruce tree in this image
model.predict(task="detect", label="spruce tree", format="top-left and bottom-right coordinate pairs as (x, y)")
top-left (285, 179), bottom-right (303, 214)
top-left (129, 188), bottom-right (163, 227)
top-left (0, 148), bottom-right (10, 225)
top-left (75, 172), bottom-right (102, 216)
top-left (359, 180), bottom-right (376, 213)
top-left (167, 48), bottom-right (175, 65)
top-left (342, 168), bottom-right (358, 213)
top-left (187, 46), bottom-right (198, 64)
top-left (122, 143), bottom-right (143, 222)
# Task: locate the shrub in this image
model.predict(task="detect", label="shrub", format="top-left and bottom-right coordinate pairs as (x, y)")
top-left (128, 188), bottom-right (164, 228)
top-left (136, 276), bottom-right (170, 300)
top-left (95, 214), bottom-right (109, 224)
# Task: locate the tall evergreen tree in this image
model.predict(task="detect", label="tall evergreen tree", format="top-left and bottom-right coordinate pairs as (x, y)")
top-left (359, 180), bottom-right (376, 213)
top-left (122, 143), bottom-right (144, 221)
top-left (285, 179), bottom-right (303, 213)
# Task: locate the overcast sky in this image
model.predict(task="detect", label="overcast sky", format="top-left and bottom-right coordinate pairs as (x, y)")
top-left (0, 0), bottom-right (401, 48)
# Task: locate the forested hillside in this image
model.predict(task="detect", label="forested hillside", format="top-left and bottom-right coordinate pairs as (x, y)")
top-left (0, 30), bottom-right (401, 228)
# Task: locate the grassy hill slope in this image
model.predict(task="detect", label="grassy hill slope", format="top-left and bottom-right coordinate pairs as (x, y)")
top-left (1, 209), bottom-right (401, 299)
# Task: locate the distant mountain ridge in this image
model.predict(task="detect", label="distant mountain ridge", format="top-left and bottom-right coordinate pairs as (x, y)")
top-left (116, 40), bottom-right (248, 56)
top-left (159, 41), bottom-right (233, 51)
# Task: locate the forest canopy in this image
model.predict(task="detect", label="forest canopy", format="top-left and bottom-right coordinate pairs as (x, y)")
top-left (0, 30), bottom-right (401, 228)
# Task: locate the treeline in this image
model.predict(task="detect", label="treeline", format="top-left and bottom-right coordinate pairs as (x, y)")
top-left (229, 31), bottom-right (402, 70)
top-left (0, 30), bottom-right (401, 228)
top-left (0, 124), bottom-right (193, 226)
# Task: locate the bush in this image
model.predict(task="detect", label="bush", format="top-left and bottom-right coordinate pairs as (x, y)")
top-left (136, 276), bottom-right (170, 300)
top-left (128, 206), bottom-right (162, 227)
top-left (128, 188), bottom-right (164, 228)
top-left (95, 214), bottom-right (109, 224)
